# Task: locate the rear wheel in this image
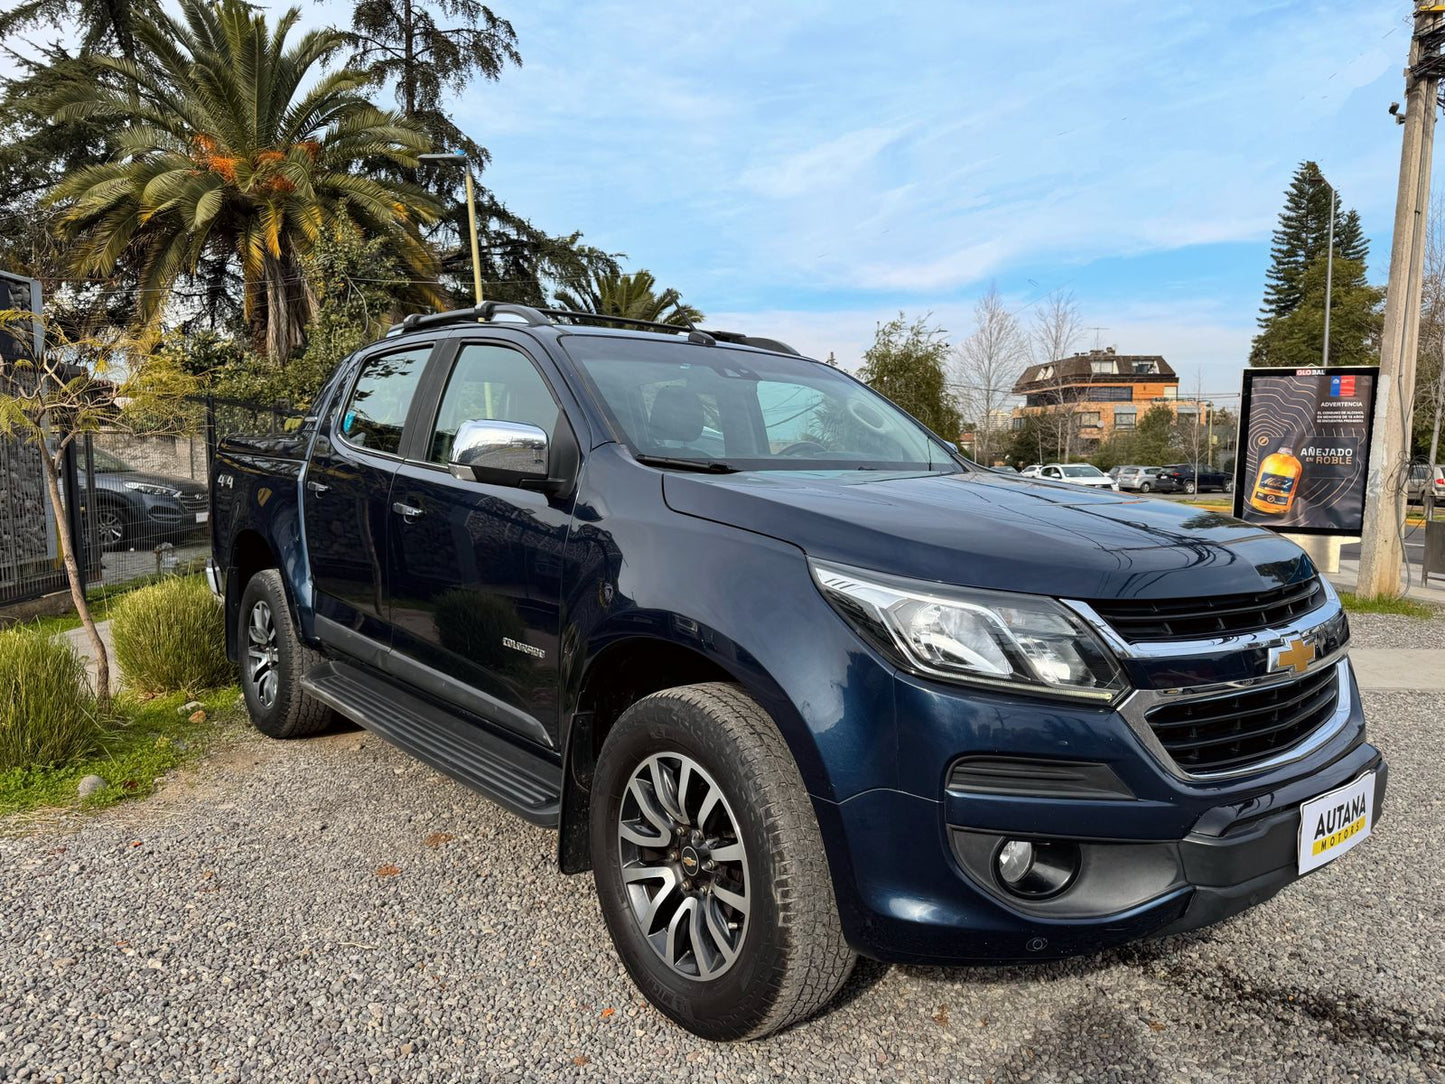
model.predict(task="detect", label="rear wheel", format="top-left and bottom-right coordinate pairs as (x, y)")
top-left (590, 683), bottom-right (855, 1040)
top-left (1223, 478), bottom-right (1235, 493)
top-left (237, 570), bottom-right (333, 739)
top-left (1138, 482), bottom-right (1152, 493)
top-left (1184, 480), bottom-right (1197, 494)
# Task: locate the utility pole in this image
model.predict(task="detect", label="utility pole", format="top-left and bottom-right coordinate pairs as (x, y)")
top-left (1358, 4), bottom-right (1445, 598)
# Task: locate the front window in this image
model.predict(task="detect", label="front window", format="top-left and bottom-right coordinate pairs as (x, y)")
top-left (563, 336), bottom-right (960, 473)
top-left (91, 448), bottom-right (131, 472)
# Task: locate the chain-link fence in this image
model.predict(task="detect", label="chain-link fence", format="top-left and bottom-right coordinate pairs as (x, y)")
top-left (0, 394), bottom-right (304, 616)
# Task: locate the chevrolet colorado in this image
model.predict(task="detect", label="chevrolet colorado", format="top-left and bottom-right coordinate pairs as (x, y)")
top-left (209, 302), bottom-right (1386, 1040)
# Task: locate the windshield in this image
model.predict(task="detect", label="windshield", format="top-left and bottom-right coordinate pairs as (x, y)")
top-left (1062, 465), bottom-right (1105, 478)
top-left (91, 448), bottom-right (131, 472)
top-left (563, 336), bottom-right (960, 473)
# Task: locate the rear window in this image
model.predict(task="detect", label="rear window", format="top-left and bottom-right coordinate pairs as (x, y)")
top-left (337, 347), bottom-right (430, 455)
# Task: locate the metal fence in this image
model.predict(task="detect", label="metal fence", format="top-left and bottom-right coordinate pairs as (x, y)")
top-left (0, 394), bottom-right (303, 615)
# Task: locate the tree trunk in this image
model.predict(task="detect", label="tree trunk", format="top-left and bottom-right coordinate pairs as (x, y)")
top-left (41, 447), bottom-right (111, 709)
top-left (403, 0), bottom-right (416, 116)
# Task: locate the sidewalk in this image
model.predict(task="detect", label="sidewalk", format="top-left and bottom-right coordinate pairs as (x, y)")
top-left (1329, 556), bottom-right (1445, 607)
top-left (63, 619), bottom-right (118, 696)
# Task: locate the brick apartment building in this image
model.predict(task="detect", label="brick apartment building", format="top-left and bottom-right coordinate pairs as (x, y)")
top-left (1010, 347), bottom-right (1204, 443)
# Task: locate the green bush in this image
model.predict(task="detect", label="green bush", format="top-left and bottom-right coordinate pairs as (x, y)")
top-left (111, 576), bottom-right (231, 694)
top-left (0, 628), bottom-right (101, 771)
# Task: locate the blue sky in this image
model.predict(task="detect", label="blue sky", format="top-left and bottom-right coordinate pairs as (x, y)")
top-left (422, 0), bottom-right (1412, 398)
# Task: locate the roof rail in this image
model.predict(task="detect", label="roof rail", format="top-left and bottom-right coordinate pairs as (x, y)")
top-left (536, 308), bottom-right (716, 344)
top-left (701, 329), bottom-right (802, 356)
top-left (385, 301), bottom-right (550, 336)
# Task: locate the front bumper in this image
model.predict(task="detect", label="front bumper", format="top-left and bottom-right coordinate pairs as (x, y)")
top-left (817, 660), bottom-right (1385, 965)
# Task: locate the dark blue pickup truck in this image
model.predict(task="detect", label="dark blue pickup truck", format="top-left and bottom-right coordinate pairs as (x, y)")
top-left (209, 303), bottom-right (1385, 1040)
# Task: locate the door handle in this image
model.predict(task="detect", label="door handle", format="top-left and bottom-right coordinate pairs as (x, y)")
top-left (392, 501), bottom-right (424, 521)
top-left (306, 480), bottom-right (330, 495)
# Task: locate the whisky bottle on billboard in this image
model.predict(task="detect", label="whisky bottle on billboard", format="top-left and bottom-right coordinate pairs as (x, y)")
top-left (1250, 445), bottom-right (1302, 515)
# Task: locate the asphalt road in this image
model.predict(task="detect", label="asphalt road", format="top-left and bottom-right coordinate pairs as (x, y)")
top-left (1, 691), bottom-right (1440, 1083)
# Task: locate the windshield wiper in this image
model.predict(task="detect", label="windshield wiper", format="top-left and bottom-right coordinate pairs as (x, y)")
top-left (633, 454), bottom-right (740, 474)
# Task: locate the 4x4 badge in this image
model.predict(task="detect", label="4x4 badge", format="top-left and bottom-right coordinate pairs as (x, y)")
top-left (1271, 637), bottom-right (1315, 675)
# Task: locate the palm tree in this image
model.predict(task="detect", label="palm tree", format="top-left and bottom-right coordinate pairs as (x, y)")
top-left (49, 0), bottom-right (444, 360)
top-left (555, 269), bottom-right (704, 328)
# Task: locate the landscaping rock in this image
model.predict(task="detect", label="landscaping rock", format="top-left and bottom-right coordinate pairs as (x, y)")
top-left (76, 775), bottom-right (106, 799)
top-left (188, 710), bottom-right (207, 724)
top-left (177, 701), bottom-right (203, 717)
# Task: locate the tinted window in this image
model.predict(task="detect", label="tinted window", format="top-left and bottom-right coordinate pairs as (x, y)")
top-left (428, 343), bottom-right (559, 465)
top-left (338, 347), bottom-right (430, 455)
top-left (563, 335), bottom-right (956, 472)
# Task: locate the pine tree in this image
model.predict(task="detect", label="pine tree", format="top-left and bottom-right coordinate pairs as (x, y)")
top-left (1257, 161), bottom-right (1368, 327)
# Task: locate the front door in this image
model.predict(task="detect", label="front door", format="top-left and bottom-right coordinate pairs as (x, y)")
top-left (303, 344), bottom-right (432, 649)
top-left (387, 340), bottom-right (576, 748)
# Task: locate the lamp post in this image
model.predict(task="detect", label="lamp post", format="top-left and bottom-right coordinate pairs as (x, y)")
top-left (418, 151), bottom-right (484, 306)
top-left (1308, 171), bottom-right (1337, 367)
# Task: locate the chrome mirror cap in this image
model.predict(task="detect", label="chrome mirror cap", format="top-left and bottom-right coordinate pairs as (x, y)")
top-left (449, 419), bottom-right (550, 485)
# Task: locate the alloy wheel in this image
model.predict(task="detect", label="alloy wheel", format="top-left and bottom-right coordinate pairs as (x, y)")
top-left (96, 507), bottom-right (124, 548)
top-left (247, 600), bottom-right (280, 709)
top-left (616, 752), bottom-right (750, 981)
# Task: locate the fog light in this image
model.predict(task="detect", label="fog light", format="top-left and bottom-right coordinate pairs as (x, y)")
top-left (993, 838), bottom-right (1079, 899)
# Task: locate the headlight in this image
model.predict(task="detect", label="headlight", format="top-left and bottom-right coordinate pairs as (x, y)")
top-left (810, 559), bottom-right (1127, 702)
top-left (122, 481), bottom-right (181, 497)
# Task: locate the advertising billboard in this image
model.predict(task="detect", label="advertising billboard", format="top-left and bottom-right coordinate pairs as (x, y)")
top-left (1233, 366), bottom-right (1378, 536)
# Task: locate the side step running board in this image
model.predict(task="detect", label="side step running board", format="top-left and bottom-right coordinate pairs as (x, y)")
top-left (301, 660), bottom-right (562, 827)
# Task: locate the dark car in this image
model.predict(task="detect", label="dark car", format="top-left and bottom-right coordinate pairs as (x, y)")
top-left (1158, 463), bottom-right (1232, 494)
top-left (208, 303), bottom-right (1384, 1040)
top-left (87, 447), bottom-right (209, 549)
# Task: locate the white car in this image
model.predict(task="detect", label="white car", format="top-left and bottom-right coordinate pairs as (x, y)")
top-left (1019, 463), bottom-right (1042, 477)
top-left (1036, 463), bottom-right (1119, 490)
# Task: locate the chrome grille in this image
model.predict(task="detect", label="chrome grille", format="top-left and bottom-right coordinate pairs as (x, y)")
top-left (1143, 664), bottom-right (1341, 774)
top-left (1088, 578), bottom-right (1326, 643)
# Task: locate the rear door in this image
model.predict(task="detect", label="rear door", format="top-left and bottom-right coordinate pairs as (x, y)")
top-left (303, 343), bottom-right (433, 653)
top-left (385, 335), bottom-right (580, 748)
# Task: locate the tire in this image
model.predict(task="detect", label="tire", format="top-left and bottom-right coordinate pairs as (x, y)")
top-left (237, 569), bottom-right (333, 739)
top-left (94, 501), bottom-right (130, 551)
top-left (590, 683), bottom-right (856, 1040)
top-left (1138, 482), bottom-right (1151, 493)
top-left (1184, 480), bottom-right (1197, 494)
top-left (1223, 478), bottom-right (1235, 493)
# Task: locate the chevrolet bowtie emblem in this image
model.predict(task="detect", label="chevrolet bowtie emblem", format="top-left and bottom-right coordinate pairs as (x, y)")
top-left (1272, 637), bottom-right (1315, 675)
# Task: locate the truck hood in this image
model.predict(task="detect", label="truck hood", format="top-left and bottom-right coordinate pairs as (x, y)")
top-left (662, 470), bottom-right (1313, 601)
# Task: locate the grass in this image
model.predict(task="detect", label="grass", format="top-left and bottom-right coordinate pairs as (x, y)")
top-left (0, 686), bottom-right (242, 817)
top-left (111, 576), bottom-right (230, 694)
top-left (0, 628), bottom-right (100, 771)
top-left (1338, 592), bottom-right (1438, 619)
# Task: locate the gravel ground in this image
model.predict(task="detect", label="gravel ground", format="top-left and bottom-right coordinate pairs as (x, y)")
top-left (1, 691), bottom-right (1440, 1084)
top-left (1346, 610), bottom-right (1445, 650)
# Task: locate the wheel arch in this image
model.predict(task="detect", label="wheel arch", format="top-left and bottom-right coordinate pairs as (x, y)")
top-left (223, 529), bottom-right (284, 662)
top-left (558, 634), bottom-right (791, 875)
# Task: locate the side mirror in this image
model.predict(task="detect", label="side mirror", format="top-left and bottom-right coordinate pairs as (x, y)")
top-left (449, 419), bottom-right (550, 486)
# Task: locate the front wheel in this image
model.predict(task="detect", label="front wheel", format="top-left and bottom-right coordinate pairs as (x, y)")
top-left (590, 684), bottom-right (856, 1040)
top-left (1184, 480), bottom-right (1197, 494)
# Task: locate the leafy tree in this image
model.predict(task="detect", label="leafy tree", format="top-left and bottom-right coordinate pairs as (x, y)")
top-left (344, 0), bottom-right (616, 308)
top-left (0, 0), bottom-right (158, 60)
top-left (0, 310), bottom-right (195, 709)
top-left (47, 0), bottom-right (444, 360)
top-left (555, 269), bottom-right (703, 327)
top-left (1257, 161), bottom-right (1368, 327)
top-left (1250, 256), bottom-right (1382, 368)
top-left (858, 314), bottom-right (961, 443)
top-left (1130, 404), bottom-right (1177, 465)
top-left (212, 225), bottom-right (407, 407)
top-left (1005, 413), bottom-right (1053, 466)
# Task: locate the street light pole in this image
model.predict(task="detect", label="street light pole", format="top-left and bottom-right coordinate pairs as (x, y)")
top-left (418, 151), bottom-right (484, 306)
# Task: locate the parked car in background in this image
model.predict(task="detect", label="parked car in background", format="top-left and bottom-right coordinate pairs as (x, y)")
top-left (1019, 463), bottom-right (1042, 477)
top-left (1107, 466), bottom-right (1125, 481)
top-left (1407, 463), bottom-right (1445, 504)
top-left (992, 465), bottom-right (1019, 474)
top-left (1037, 463), bottom-right (1119, 490)
top-left (1117, 466), bottom-right (1177, 494)
top-left (1157, 463), bottom-right (1232, 494)
top-left (87, 447), bottom-right (209, 549)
